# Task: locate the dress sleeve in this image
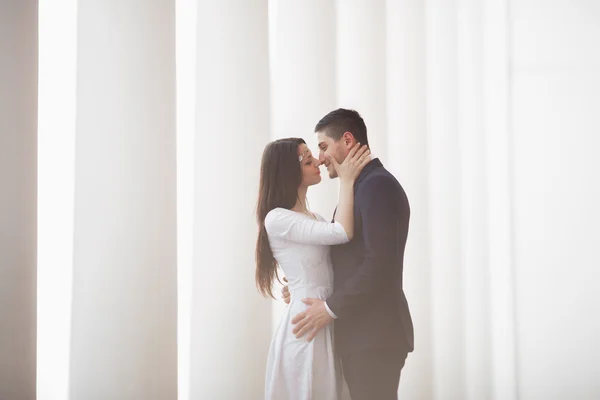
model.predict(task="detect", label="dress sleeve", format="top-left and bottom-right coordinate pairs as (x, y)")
top-left (265, 208), bottom-right (349, 246)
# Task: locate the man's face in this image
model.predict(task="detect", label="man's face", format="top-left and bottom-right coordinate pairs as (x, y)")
top-left (315, 131), bottom-right (351, 179)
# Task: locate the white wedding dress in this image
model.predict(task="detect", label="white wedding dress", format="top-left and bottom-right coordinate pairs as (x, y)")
top-left (264, 208), bottom-right (351, 400)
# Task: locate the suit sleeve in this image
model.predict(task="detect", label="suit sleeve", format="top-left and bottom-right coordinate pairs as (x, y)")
top-left (326, 176), bottom-right (404, 318)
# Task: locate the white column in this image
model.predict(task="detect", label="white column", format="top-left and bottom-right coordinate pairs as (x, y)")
top-left (426, 0), bottom-right (466, 398)
top-left (483, 0), bottom-right (518, 398)
top-left (190, 1), bottom-right (272, 398)
top-left (69, 1), bottom-right (178, 399)
top-left (272, 0), bottom-right (338, 217)
top-left (0, 2), bottom-right (37, 399)
top-left (386, 0), bottom-right (433, 398)
top-left (269, 0), bottom-right (338, 332)
top-left (458, 0), bottom-right (492, 398)
top-left (174, 1), bottom-right (197, 399)
top-left (37, 0), bottom-right (78, 398)
top-left (336, 0), bottom-right (387, 161)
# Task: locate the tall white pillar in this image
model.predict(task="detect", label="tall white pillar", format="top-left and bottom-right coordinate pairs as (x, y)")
top-left (458, 0), bottom-right (492, 398)
top-left (426, 0), bottom-right (466, 398)
top-left (269, 0), bottom-right (339, 332)
top-left (336, 0), bottom-right (388, 161)
top-left (483, 0), bottom-right (518, 398)
top-left (69, 1), bottom-right (178, 398)
top-left (190, 1), bottom-right (272, 398)
top-left (174, 1), bottom-right (197, 399)
top-left (386, 0), bottom-right (433, 398)
top-left (272, 0), bottom-right (338, 217)
top-left (37, 0), bottom-right (78, 398)
top-left (0, 2), bottom-right (37, 399)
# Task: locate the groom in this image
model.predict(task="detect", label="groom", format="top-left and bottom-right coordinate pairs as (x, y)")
top-left (282, 108), bottom-right (414, 399)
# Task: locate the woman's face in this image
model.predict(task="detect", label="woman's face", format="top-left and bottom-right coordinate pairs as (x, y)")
top-left (298, 144), bottom-right (322, 187)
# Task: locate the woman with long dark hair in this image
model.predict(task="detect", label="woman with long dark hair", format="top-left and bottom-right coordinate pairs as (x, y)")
top-left (256, 137), bottom-right (370, 399)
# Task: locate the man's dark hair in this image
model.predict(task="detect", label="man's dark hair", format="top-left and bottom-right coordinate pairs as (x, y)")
top-left (314, 108), bottom-right (369, 146)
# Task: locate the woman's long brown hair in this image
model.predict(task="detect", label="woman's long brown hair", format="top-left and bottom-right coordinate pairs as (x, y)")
top-left (255, 138), bottom-right (305, 298)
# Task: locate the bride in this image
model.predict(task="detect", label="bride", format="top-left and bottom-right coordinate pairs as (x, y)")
top-left (255, 137), bottom-right (370, 399)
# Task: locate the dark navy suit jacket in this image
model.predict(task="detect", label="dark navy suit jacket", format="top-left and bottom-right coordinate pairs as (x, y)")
top-left (327, 158), bottom-right (414, 357)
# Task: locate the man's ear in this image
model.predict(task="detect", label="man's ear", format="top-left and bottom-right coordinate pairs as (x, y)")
top-left (342, 131), bottom-right (356, 147)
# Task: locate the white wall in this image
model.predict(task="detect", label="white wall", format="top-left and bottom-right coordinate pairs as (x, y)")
top-left (510, 1), bottom-right (600, 398)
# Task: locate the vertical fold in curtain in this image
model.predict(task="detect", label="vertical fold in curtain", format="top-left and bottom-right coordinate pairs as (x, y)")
top-left (271, 0), bottom-right (338, 216)
top-left (69, 1), bottom-right (178, 398)
top-left (0, 2), bottom-right (38, 399)
top-left (189, 0), bottom-right (272, 398)
top-left (386, 0), bottom-right (433, 398)
top-left (457, 0), bottom-right (492, 398)
top-left (482, 0), bottom-right (518, 398)
top-left (335, 0), bottom-right (388, 162)
top-left (425, 0), bottom-right (466, 398)
top-left (270, 0), bottom-right (338, 330)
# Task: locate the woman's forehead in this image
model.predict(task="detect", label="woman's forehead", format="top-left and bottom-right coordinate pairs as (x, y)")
top-left (298, 144), bottom-right (311, 156)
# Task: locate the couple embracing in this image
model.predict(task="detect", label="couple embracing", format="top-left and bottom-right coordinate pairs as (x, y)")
top-left (256, 109), bottom-right (414, 400)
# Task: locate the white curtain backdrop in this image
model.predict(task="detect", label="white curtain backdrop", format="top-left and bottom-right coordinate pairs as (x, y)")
top-left (1, 0), bottom-right (597, 399)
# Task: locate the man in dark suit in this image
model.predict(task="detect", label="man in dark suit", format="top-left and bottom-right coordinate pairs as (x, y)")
top-left (286, 108), bottom-right (414, 399)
